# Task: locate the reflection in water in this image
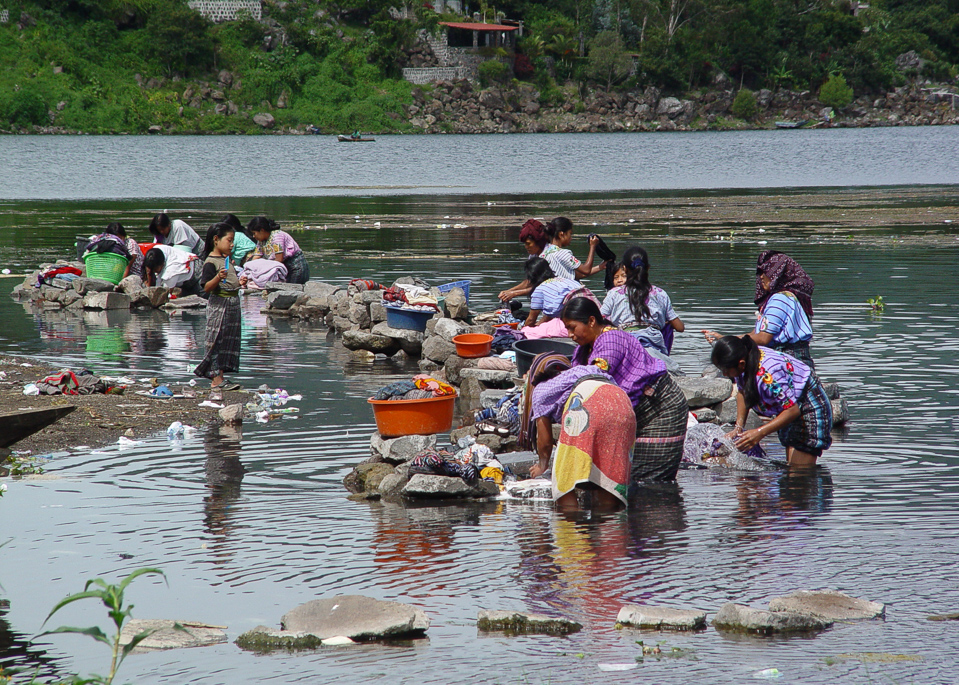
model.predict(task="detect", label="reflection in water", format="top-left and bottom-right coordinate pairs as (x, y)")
top-left (202, 425), bottom-right (246, 565)
top-left (517, 485), bottom-right (688, 621)
top-left (0, 601), bottom-right (62, 681)
top-left (732, 467), bottom-right (834, 539)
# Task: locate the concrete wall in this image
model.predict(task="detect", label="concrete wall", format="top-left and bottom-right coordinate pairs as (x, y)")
top-left (402, 67), bottom-right (469, 85)
top-left (187, 0), bottom-right (261, 22)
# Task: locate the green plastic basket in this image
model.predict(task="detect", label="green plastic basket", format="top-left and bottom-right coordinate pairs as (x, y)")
top-left (83, 252), bottom-right (128, 285)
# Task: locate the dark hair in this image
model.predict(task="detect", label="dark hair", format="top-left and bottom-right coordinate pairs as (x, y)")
top-left (202, 222), bottom-right (235, 259)
top-left (524, 257), bottom-right (555, 290)
top-left (711, 335), bottom-right (760, 408)
top-left (531, 364), bottom-right (564, 386)
top-left (561, 296), bottom-right (612, 327)
top-left (622, 245), bottom-right (652, 323)
top-left (148, 213), bottom-right (171, 238)
top-left (247, 216), bottom-right (278, 236)
top-left (105, 222), bottom-right (127, 239)
top-left (143, 247), bottom-right (166, 273)
top-left (518, 219), bottom-right (547, 248)
top-left (220, 213), bottom-right (245, 234)
top-left (544, 216), bottom-right (572, 242)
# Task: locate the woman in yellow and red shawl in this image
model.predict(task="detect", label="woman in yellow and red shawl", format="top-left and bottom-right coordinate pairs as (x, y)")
top-left (523, 352), bottom-right (634, 511)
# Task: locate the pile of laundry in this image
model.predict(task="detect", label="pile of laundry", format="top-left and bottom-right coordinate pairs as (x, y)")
top-left (23, 369), bottom-right (124, 396)
top-left (35, 265), bottom-right (83, 288)
top-left (408, 436), bottom-right (514, 490)
top-left (472, 386), bottom-right (522, 435)
top-left (373, 375), bottom-right (456, 401)
top-left (382, 283), bottom-right (439, 311)
top-left (681, 422), bottom-right (770, 470)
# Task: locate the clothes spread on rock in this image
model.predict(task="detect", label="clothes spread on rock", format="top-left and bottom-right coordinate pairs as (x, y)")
top-left (34, 369), bottom-right (116, 395)
top-left (239, 258), bottom-right (288, 288)
top-left (349, 279), bottom-right (385, 292)
top-left (473, 386), bottom-right (522, 434)
top-left (36, 266), bottom-right (83, 287)
top-left (408, 450), bottom-right (479, 485)
top-left (601, 285), bottom-right (678, 355)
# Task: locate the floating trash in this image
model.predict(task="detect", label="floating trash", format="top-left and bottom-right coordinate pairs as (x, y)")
top-left (753, 668), bottom-right (782, 678)
top-left (598, 663), bottom-right (637, 672)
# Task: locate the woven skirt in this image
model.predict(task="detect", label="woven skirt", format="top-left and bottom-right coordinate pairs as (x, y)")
top-left (631, 374), bottom-right (689, 482)
top-left (194, 294), bottom-right (241, 379)
top-left (285, 251), bottom-right (310, 285)
top-left (777, 375), bottom-right (833, 457)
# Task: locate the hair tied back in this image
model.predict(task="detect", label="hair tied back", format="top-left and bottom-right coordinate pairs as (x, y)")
top-left (630, 257), bottom-right (646, 270)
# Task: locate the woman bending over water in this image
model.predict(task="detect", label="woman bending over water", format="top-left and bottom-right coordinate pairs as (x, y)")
top-left (148, 213), bottom-right (204, 256)
top-left (711, 335), bottom-right (831, 467)
top-left (498, 218), bottom-right (548, 303)
top-left (248, 216), bottom-right (310, 285)
top-left (703, 250), bottom-right (816, 368)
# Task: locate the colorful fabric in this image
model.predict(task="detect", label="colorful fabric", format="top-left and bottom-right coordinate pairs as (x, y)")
top-left (124, 238), bottom-right (144, 277)
top-left (519, 352), bottom-right (572, 450)
top-left (408, 452), bottom-right (479, 485)
top-left (412, 375), bottom-right (456, 397)
top-left (373, 380), bottom-right (417, 400)
top-left (83, 233), bottom-right (130, 259)
top-left (572, 329), bottom-right (667, 406)
top-left (253, 229), bottom-right (301, 260)
top-left (540, 244), bottom-right (580, 280)
top-left (552, 378), bottom-right (633, 505)
top-left (755, 251), bottom-right (815, 319)
top-left (194, 294), bottom-right (241, 379)
top-left (530, 365), bottom-right (614, 425)
top-left (737, 347), bottom-right (812, 418)
top-left (602, 285), bottom-right (678, 355)
top-left (473, 387), bottom-right (522, 434)
top-left (392, 389), bottom-right (434, 400)
top-left (232, 231), bottom-right (256, 262)
top-left (520, 316), bottom-right (569, 339)
top-left (755, 291), bottom-right (813, 345)
top-left (777, 374), bottom-right (833, 457)
top-left (239, 258), bottom-right (288, 288)
top-left (772, 340), bottom-right (815, 370)
top-left (530, 277), bottom-right (580, 317)
top-left (350, 279), bottom-right (385, 292)
top-left (631, 374), bottom-right (689, 482)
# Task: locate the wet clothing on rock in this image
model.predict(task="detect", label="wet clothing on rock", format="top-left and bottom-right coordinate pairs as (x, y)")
top-left (473, 387), bottom-right (522, 435)
top-left (239, 258), bottom-right (288, 288)
top-left (408, 451), bottom-right (480, 486)
top-left (35, 369), bottom-right (110, 395)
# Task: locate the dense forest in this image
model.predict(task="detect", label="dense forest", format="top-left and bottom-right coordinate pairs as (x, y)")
top-left (0, 0), bottom-right (956, 133)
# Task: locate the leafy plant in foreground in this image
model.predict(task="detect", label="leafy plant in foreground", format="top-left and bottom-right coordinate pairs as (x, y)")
top-left (867, 295), bottom-right (884, 313)
top-left (37, 568), bottom-right (167, 685)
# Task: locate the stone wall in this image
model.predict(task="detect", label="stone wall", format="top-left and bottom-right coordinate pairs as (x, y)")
top-left (402, 67), bottom-right (468, 85)
top-left (187, 0), bottom-right (261, 22)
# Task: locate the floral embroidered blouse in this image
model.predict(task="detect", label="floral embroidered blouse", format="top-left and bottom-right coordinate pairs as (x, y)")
top-left (737, 347), bottom-right (812, 417)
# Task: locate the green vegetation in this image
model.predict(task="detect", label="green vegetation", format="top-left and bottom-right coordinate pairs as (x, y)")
top-left (731, 88), bottom-right (758, 120)
top-left (1, 0), bottom-right (958, 133)
top-left (478, 60), bottom-right (510, 87)
top-left (819, 73), bottom-right (855, 109)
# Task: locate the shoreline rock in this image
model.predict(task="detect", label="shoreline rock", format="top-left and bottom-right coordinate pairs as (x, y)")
top-left (476, 610), bottom-right (581, 635)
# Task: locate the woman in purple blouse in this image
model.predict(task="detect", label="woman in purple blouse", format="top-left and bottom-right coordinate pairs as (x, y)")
top-left (711, 335), bottom-right (832, 467)
top-left (562, 298), bottom-right (689, 482)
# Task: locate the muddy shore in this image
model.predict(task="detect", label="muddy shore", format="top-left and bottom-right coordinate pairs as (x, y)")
top-left (0, 356), bottom-right (249, 456)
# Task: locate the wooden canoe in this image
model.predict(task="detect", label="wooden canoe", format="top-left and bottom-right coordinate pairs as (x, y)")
top-left (0, 406), bottom-right (76, 448)
top-left (337, 135), bottom-right (375, 142)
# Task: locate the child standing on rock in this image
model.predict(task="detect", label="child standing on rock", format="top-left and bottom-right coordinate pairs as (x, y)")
top-left (195, 223), bottom-right (247, 392)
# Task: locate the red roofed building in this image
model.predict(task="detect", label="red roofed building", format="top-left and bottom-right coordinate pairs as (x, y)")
top-left (402, 19), bottom-right (520, 84)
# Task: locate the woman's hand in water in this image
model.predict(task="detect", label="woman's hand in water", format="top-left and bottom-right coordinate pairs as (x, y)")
top-left (529, 461), bottom-right (547, 478)
top-left (702, 329), bottom-right (722, 344)
top-left (733, 428), bottom-right (763, 450)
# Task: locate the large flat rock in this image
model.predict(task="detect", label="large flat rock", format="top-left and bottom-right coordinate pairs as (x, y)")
top-left (402, 474), bottom-right (497, 499)
top-left (477, 610), bottom-right (581, 635)
top-left (371, 433), bottom-right (437, 464)
top-left (674, 377), bottom-right (733, 408)
top-left (371, 322), bottom-right (425, 355)
top-left (768, 591), bottom-right (884, 621)
top-left (460, 368), bottom-right (514, 384)
top-left (83, 292), bottom-right (130, 310)
top-left (119, 619), bottom-right (227, 651)
top-left (712, 603), bottom-right (833, 634)
top-left (616, 605), bottom-right (707, 630)
top-left (343, 330), bottom-right (401, 356)
top-left (281, 595), bottom-right (429, 640)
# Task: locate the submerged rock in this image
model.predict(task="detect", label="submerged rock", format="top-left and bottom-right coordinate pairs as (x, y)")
top-left (768, 591), bottom-right (884, 621)
top-left (616, 605), bottom-right (707, 631)
top-left (83, 292), bottom-right (131, 310)
top-left (282, 596), bottom-right (430, 640)
top-left (712, 603), bottom-right (833, 634)
top-left (402, 474), bottom-right (497, 499)
top-left (119, 619), bottom-right (227, 651)
top-left (477, 610), bottom-right (581, 635)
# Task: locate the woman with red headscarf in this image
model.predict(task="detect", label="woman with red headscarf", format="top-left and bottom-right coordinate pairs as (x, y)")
top-left (498, 218), bottom-right (549, 302)
top-left (703, 251), bottom-right (817, 369)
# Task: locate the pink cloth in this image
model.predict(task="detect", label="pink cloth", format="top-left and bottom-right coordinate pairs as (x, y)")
top-left (521, 317), bottom-right (570, 340)
top-left (240, 259), bottom-right (288, 288)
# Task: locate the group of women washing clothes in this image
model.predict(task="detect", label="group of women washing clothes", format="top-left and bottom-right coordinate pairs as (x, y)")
top-left (498, 218), bottom-right (833, 510)
top-left (82, 213), bottom-right (312, 392)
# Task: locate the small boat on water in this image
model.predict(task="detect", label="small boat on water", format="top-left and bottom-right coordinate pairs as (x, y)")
top-left (775, 120), bottom-right (808, 129)
top-left (1, 406), bottom-right (76, 448)
top-left (337, 134), bottom-right (375, 142)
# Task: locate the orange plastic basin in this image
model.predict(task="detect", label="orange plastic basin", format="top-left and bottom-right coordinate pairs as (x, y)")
top-left (493, 322), bottom-right (520, 330)
top-left (368, 394), bottom-right (457, 438)
top-left (452, 333), bottom-right (493, 358)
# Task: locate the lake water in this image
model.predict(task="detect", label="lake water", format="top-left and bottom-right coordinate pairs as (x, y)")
top-left (1, 131), bottom-right (959, 684)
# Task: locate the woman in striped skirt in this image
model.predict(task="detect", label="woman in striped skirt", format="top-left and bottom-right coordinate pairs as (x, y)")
top-left (562, 298), bottom-right (689, 483)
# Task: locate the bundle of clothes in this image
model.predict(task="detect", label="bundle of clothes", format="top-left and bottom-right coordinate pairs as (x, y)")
top-left (407, 435), bottom-right (513, 488)
top-left (32, 369), bottom-right (124, 395)
top-left (83, 233), bottom-right (131, 259)
top-left (681, 422), bottom-right (769, 470)
top-left (472, 386), bottom-right (522, 436)
top-left (373, 375), bottom-right (456, 401)
top-left (35, 265), bottom-right (84, 288)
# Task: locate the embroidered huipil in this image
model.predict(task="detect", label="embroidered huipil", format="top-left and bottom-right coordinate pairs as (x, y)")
top-left (737, 347), bottom-right (811, 417)
top-left (572, 329), bottom-right (666, 406)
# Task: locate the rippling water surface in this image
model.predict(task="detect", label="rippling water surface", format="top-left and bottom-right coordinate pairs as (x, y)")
top-left (1, 136), bottom-right (959, 684)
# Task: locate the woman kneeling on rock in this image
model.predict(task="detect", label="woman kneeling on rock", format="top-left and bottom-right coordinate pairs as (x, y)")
top-left (524, 353), bottom-right (633, 511)
top-left (711, 335), bottom-right (832, 467)
top-left (562, 297), bottom-right (689, 483)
